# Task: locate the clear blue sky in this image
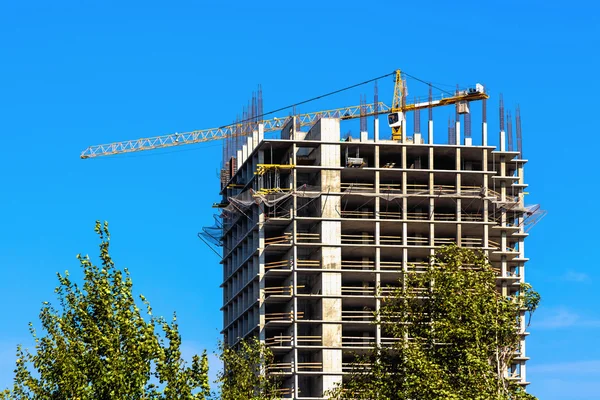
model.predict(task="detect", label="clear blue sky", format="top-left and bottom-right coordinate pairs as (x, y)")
top-left (1, 1), bottom-right (598, 398)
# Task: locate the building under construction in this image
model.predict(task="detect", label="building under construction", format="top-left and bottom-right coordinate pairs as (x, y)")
top-left (80, 70), bottom-right (540, 400)
top-left (215, 78), bottom-right (537, 399)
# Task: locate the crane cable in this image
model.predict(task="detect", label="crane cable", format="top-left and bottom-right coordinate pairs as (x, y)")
top-left (401, 71), bottom-right (455, 96)
top-left (101, 70), bottom-right (454, 159)
top-left (226, 69), bottom-right (456, 129)
top-left (219, 70), bottom-right (397, 129)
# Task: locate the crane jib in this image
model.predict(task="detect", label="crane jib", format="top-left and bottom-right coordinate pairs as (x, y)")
top-left (81, 84), bottom-right (488, 159)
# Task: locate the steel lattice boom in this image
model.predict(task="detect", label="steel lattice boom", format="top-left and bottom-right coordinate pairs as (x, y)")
top-left (80, 102), bottom-right (391, 159)
top-left (81, 70), bottom-right (488, 159)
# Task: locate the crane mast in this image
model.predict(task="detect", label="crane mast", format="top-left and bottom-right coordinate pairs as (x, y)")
top-left (390, 69), bottom-right (404, 141)
top-left (80, 69), bottom-right (489, 159)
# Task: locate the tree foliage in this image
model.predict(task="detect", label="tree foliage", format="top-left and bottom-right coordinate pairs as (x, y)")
top-left (217, 338), bottom-right (280, 400)
top-left (329, 245), bottom-right (539, 400)
top-left (1, 221), bottom-right (210, 400)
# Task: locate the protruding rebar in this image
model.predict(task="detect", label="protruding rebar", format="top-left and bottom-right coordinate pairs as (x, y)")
top-left (464, 109), bottom-right (471, 139)
top-left (428, 84), bottom-right (433, 122)
top-left (448, 117), bottom-right (456, 145)
top-left (374, 81), bottom-right (379, 120)
top-left (360, 94), bottom-right (367, 133)
top-left (482, 98), bottom-right (487, 123)
top-left (499, 93), bottom-right (505, 131)
top-left (414, 97), bottom-right (421, 134)
top-left (516, 105), bottom-right (523, 157)
top-left (258, 84), bottom-right (263, 123)
top-left (507, 110), bottom-right (513, 151)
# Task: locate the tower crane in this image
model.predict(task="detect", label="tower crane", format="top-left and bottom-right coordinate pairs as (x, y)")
top-left (80, 69), bottom-right (489, 159)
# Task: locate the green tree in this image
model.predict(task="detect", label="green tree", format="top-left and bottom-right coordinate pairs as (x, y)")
top-left (329, 245), bottom-right (539, 400)
top-left (217, 338), bottom-right (280, 400)
top-left (1, 221), bottom-right (210, 400)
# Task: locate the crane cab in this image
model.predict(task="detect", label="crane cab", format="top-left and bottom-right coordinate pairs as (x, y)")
top-left (457, 101), bottom-right (470, 114)
top-left (387, 111), bottom-right (403, 128)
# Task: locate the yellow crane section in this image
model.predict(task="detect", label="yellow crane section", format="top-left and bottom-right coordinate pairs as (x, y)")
top-left (80, 69), bottom-right (489, 159)
top-left (391, 69), bottom-right (405, 141)
top-left (80, 101), bottom-right (390, 159)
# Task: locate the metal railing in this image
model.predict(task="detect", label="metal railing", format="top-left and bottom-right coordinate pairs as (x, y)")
top-left (274, 387), bottom-right (293, 397)
top-left (341, 234), bottom-right (375, 244)
top-left (264, 209), bottom-right (291, 219)
top-left (267, 362), bottom-right (323, 373)
top-left (380, 261), bottom-right (402, 270)
top-left (265, 259), bottom-right (321, 270)
top-left (340, 210), bottom-right (375, 218)
top-left (264, 311), bottom-right (304, 322)
top-left (298, 362), bottom-right (322, 371)
top-left (342, 310), bottom-right (375, 322)
top-left (380, 235), bottom-right (403, 245)
top-left (342, 286), bottom-right (376, 296)
top-left (265, 260), bottom-right (291, 270)
top-left (297, 259), bottom-right (321, 268)
top-left (264, 285), bottom-right (294, 296)
top-left (265, 233), bottom-right (292, 245)
top-left (488, 239), bottom-right (518, 252)
top-left (297, 336), bottom-right (322, 346)
top-left (264, 232), bottom-right (320, 246)
top-left (265, 335), bottom-right (322, 347)
top-left (406, 183), bottom-right (429, 194)
top-left (378, 210), bottom-right (402, 218)
top-left (296, 232), bottom-right (320, 243)
top-left (342, 260), bottom-right (375, 270)
top-left (342, 336), bottom-right (375, 347)
top-left (406, 236), bottom-right (429, 245)
top-left (266, 335), bottom-right (293, 347)
top-left (267, 362), bottom-right (293, 374)
top-left (341, 182), bottom-right (374, 192)
top-left (342, 362), bottom-right (372, 372)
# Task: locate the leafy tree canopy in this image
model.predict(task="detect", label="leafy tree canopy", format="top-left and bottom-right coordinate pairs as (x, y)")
top-left (1, 221), bottom-right (210, 400)
top-left (329, 245), bottom-right (539, 400)
top-left (217, 338), bottom-right (280, 400)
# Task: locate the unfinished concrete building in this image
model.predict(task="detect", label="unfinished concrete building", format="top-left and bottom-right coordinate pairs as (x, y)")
top-left (218, 88), bottom-right (533, 399)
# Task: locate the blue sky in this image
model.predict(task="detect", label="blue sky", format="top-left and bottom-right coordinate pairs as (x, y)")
top-left (1, 1), bottom-right (598, 398)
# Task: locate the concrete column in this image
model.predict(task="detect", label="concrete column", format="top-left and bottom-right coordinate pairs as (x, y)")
top-left (247, 136), bottom-right (253, 157)
top-left (258, 210), bottom-right (266, 341)
top-left (375, 147), bottom-right (382, 344)
top-left (402, 145), bottom-right (408, 270)
top-left (455, 120), bottom-right (461, 146)
top-left (360, 130), bottom-right (368, 142)
top-left (483, 149), bottom-right (489, 251)
top-left (321, 235), bottom-right (342, 394)
top-left (252, 130), bottom-right (259, 149)
top-left (482, 122), bottom-right (488, 146)
top-left (374, 165), bottom-right (382, 340)
top-left (429, 168), bottom-right (435, 249)
top-left (374, 118), bottom-right (380, 142)
top-left (500, 130), bottom-right (506, 152)
top-left (314, 119), bottom-right (343, 395)
top-left (518, 164), bottom-right (525, 207)
top-left (375, 168), bottom-right (380, 218)
top-left (292, 243), bottom-right (299, 396)
top-left (456, 148), bottom-right (462, 245)
top-left (290, 142), bottom-right (299, 398)
top-left (428, 120), bottom-right (434, 144)
top-left (500, 154), bottom-right (508, 295)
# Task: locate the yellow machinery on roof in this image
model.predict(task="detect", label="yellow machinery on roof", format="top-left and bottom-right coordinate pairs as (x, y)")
top-left (80, 69), bottom-right (489, 159)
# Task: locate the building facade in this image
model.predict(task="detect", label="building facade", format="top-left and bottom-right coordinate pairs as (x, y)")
top-left (219, 112), bottom-right (530, 399)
